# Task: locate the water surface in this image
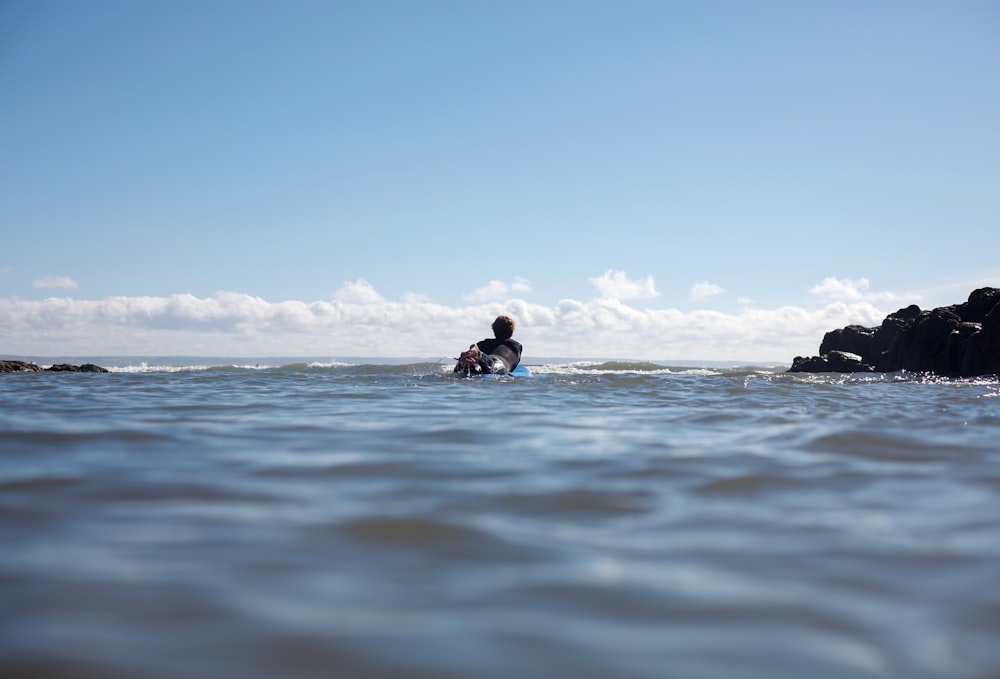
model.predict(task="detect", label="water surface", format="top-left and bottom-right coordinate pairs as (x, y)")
top-left (1, 361), bottom-right (998, 678)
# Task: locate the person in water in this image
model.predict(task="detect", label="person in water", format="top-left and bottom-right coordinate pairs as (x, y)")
top-left (455, 315), bottom-right (523, 376)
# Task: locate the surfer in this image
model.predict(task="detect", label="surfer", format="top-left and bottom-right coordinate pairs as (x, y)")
top-left (455, 315), bottom-right (523, 376)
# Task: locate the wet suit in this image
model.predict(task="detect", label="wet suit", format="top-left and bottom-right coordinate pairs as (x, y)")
top-left (455, 338), bottom-right (522, 376)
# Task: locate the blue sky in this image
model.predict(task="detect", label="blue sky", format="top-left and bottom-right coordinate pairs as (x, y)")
top-left (2, 0), bottom-right (998, 361)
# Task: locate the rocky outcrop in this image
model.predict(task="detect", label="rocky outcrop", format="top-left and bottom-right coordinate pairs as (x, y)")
top-left (789, 350), bottom-right (873, 373)
top-left (789, 287), bottom-right (1000, 377)
top-left (45, 363), bottom-right (110, 372)
top-left (1, 360), bottom-right (109, 374)
top-left (0, 360), bottom-right (42, 373)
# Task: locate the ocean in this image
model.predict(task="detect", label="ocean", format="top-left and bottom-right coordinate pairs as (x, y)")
top-left (1, 359), bottom-right (998, 679)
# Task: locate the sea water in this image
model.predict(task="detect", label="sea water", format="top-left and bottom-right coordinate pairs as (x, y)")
top-left (1, 360), bottom-right (998, 679)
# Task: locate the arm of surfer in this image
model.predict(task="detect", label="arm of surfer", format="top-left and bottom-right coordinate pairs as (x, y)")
top-left (458, 344), bottom-right (482, 366)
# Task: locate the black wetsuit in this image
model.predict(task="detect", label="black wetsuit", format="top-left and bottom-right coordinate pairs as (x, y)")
top-left (455, 338), bottom-right (522, 375)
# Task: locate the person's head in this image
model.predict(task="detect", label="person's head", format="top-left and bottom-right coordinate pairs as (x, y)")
top-left (492, 315), bottom-right (516, 340)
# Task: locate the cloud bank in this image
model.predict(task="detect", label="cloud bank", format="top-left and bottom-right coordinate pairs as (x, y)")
top-left (1, 279), bottom-right (893, 362)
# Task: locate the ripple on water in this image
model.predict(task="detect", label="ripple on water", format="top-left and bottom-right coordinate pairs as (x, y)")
top-left (2, 364), bottom-right (999, 679)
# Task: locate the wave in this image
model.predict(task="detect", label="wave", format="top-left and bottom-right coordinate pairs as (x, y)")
top-left (529, 360), bottom-right (776, 376)
top-left (104, 360), bottom-right (443, 376)
top-left (65, 358), bottom-right (356, 374)
top-left (20, 356), bottom-right (996, 385)
top-left (50, 358), bottom-right (784, 378)
top-left (107, 361), bottom-right (277, 374)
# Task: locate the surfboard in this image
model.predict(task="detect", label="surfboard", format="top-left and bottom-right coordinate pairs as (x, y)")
top-left (454, 364), bottom-right (531, 379)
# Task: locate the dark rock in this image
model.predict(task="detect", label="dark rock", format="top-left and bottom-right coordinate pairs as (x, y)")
top-left (819, 325), bottom-right (876, 361)
top-left (962, 301), bottom-right (1000, 376)
top-left (898, 308), bottom-right (961, 374)
top-left (45, 363), bottom-right (110, 373)
top-left (2, 360), bottom-right (109, 374)
top-left (985, 304), bottom-right (1000, 375)
top-left (827, 350), bottom-right (875, 373)
top-left (948, 322), bottom-right (982, 376)
top-left (893, 304), bottom-right (923, 321)
top-left (790, 351), bottom-right (874, 373)
top-left (789, 288), bottom-right (1000, 377)
top-left (0, 360), bottom-right (42, 373)
top-left (790, 355), bottom-right (830, 372)
top-left (873, 314), bottom-right (911, 372)
top-left (954, 287), bottom-right (1000, 324)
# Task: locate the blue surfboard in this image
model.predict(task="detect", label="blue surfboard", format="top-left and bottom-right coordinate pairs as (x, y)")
top-left (455, 364), bottom-right (531, 379)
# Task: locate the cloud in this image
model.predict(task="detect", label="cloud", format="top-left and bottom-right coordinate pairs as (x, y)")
top-left (402, 291), bottom-right (432, 303)
top-left (809, 277), bottom-right (870, 301)
top-left (589, 270), bottom-right (659, 301)
top-left (464, 277), bottom-right (532, 302)
top-left (511, 276), bottom-right (532, 294)
top-left (809, 277), bottom-right (912, 304)
top-left (465, 280), bottom-right (509, 302)
top-left (33, 275), bottom-right (79, 289)
top-left (0, 285), bottom-right (892, 362)
top-left (334, 279), bottom-right (384, 303)
top-left (690, 281), bottom-right (725, 300)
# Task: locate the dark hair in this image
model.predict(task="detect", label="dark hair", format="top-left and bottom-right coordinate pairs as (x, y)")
top-left (492, 315), bottom-right (515, 340)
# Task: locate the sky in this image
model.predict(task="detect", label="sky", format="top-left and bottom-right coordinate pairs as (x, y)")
top-left (2, 0), bottom-right (998, 362)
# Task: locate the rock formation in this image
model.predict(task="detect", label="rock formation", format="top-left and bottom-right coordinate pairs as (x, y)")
top-left (789, 287), bottom-right (1000, 377)
top-left (1, 360), bottom-right (109, 374)
top-left (45, 363), bottom-right (110, 372)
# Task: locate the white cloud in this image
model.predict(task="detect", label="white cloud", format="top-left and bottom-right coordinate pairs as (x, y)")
top-left (464, 277), bottom-right (532, 302)
top-left (809, 277), bottom-right (870, 301)
top-left (691, 281), bottom-right (725, 300)
top-left (334, 279), bottom-right (384, 303)
top-left (465, 280), bottom-right (509, 302)
top-left (402, 291), bottom-right (432, 303)
top-left (33, 275), bottom-right (78, 289)
top-left (589, 269), bottom-right (659, 301)
top-left (0, 285), bottom-right (893, 363)
top-left (809, 277), bottom-right (910, 304)
top-left (512, 276), bottom-right (532, 294)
